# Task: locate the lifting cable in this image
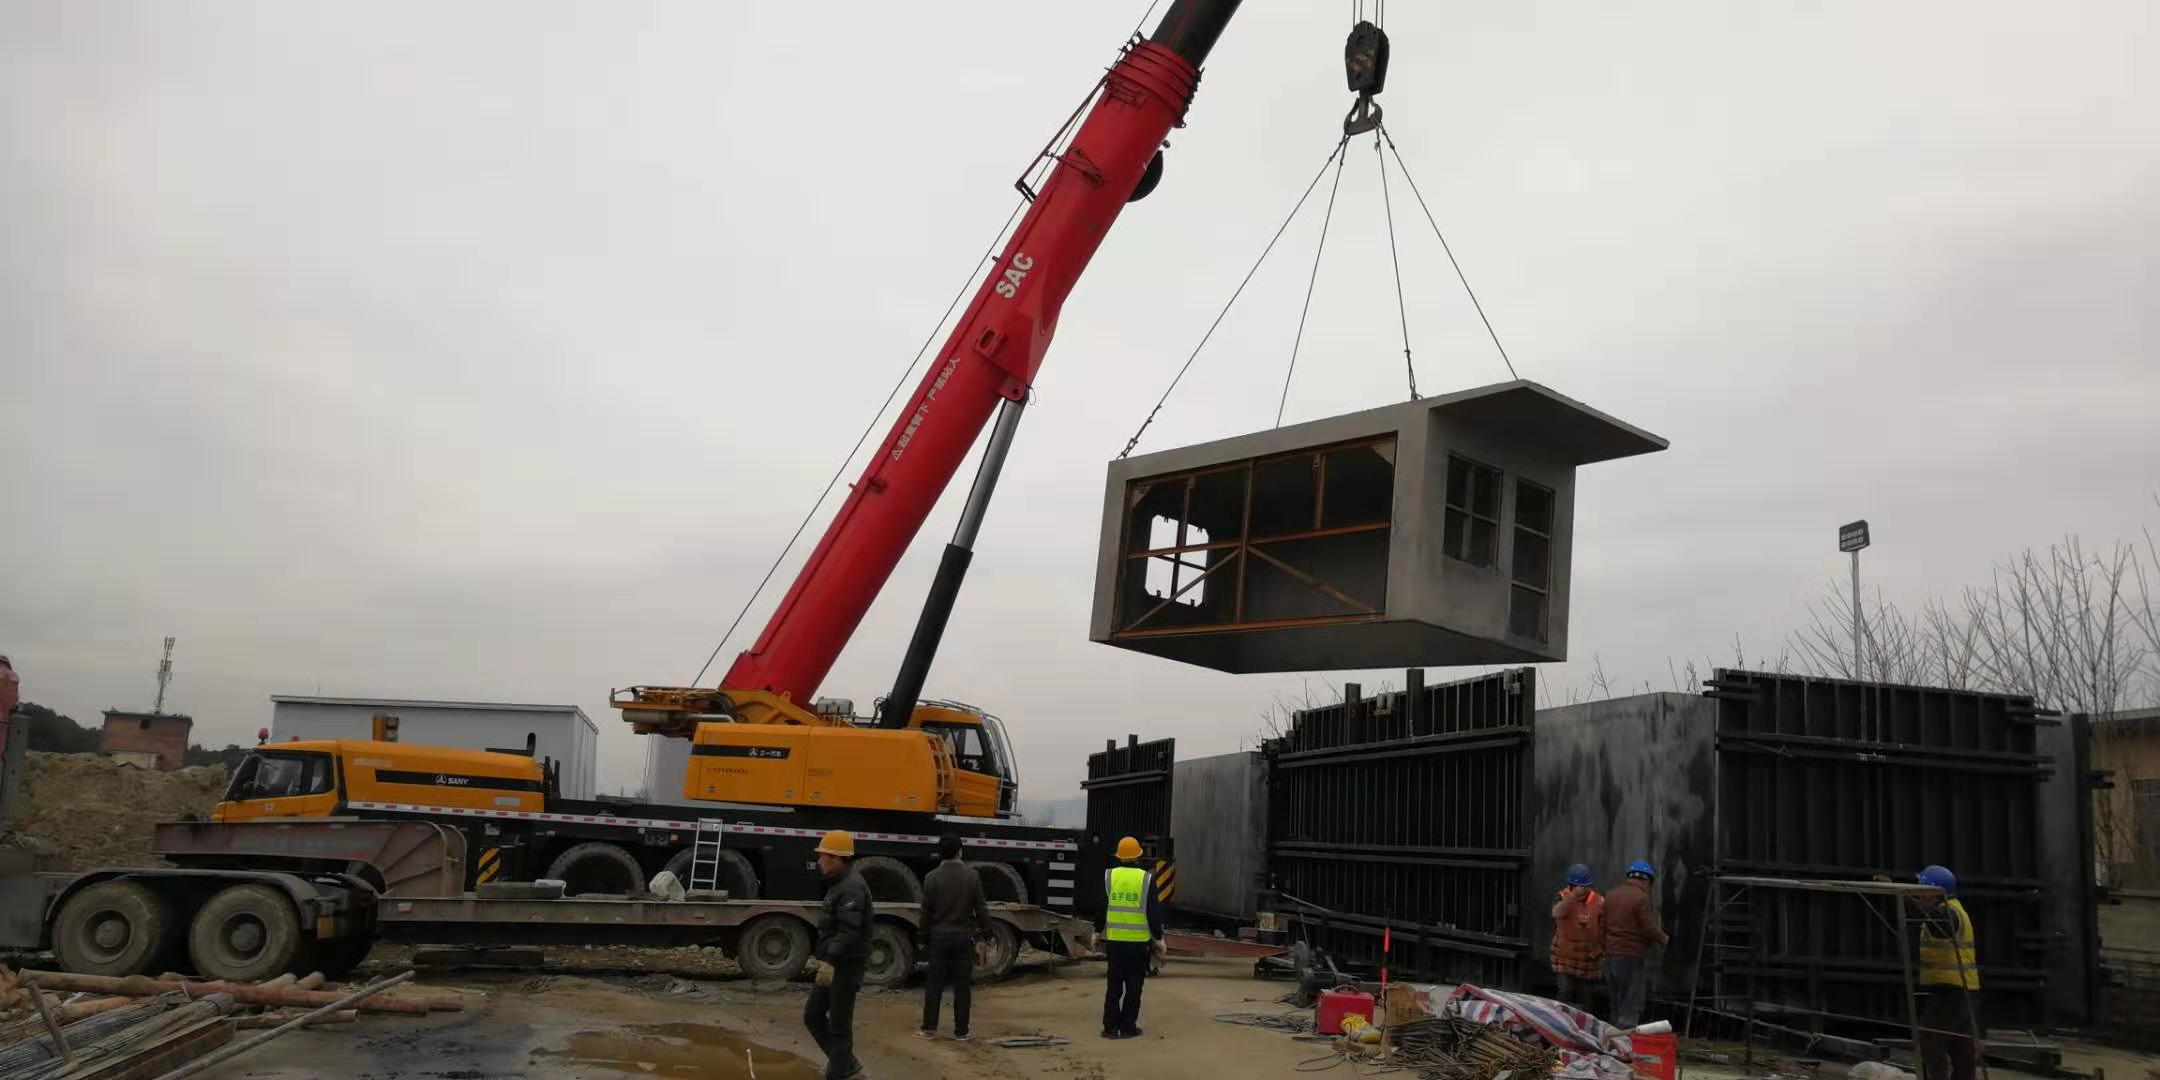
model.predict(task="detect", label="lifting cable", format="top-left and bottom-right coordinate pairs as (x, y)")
top-left (1116, 12), bottom-right (1527, 458)
top-left (1378, 122), bottom-right (1520, 381)
top-left (1274, 138), bottom-right (1353, 428)
top-left (1117, 136), bottom-right (1354, 459)
top-left (688, 4), bottom-right (1160, 684)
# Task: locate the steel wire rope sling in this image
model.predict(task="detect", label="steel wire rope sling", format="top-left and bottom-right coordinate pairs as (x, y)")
top-left (1117, 5), bottom-right (1523, 459)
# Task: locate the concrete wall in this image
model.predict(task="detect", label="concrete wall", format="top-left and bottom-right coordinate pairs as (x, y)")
top-left (1529, 694), bottom-right (1717, 996)
top-left (272, 698), bottom-right (598, 800)
top-left (99, 710), bottom-right (192, 771)
top-left (1169, 751), bottom-right (1266, 922)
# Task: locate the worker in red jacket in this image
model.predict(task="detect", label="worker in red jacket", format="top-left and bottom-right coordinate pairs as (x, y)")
top-left (1601, 859), bottom-right (1669, 1029)
top-left (1550, 863), bottom-right (1605, 1013)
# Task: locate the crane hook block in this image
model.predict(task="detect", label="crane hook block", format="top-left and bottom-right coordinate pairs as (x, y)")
top-left (1345, 21), bottom-right (1390, 96)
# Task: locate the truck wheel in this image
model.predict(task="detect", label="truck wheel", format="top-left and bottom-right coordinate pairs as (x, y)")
top-left (52, 880), bottom-right (173, 977)
top-left (545, 842), bottom-right (644, 896)
top-left (862, 921), bottom-right (916, 989)
top-left (661, 847), bottom-right (761, 900)
top-left (189, 884), bottom-right (303, 983)
top-left (974, 861), bottom-right (1027, 904)
top-left (735, 914), bottom-right (812, 980)
top-left (850, 856), bottom-right (922, 904)
top-left (972, 920), bottom-right (1019, 981)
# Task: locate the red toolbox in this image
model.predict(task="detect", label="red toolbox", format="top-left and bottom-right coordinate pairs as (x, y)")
top-left (1316, 988), bottom-right (1374, 1035)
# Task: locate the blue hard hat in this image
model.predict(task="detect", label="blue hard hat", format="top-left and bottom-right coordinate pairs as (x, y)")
top-left (1565, 864), bottom-right (1593, 887)
top-left (1627, 859), bottom-right (1656, 879)
top-left (1917, 865), bottom-right (1957, 896)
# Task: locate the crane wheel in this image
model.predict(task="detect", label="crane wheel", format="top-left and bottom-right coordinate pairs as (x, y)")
top-left (662, 847), bottom-right (761, 900)
top-left (52, 881), bottom-right (173, 977)
top-left (545, 842), bottom-right (644, 896)
top-left (189, 884), bottom-right (303, 983)
top-left (972, 920), bottom-right (1019, 981)
top-left (850, 856), bottom-right (922, 904)
top-left (735, 914), bottom-right (812, 980)
top-left (974, 861), bottom-right (1028, 904)
top-left (863, 921), bottom-right (916, 989)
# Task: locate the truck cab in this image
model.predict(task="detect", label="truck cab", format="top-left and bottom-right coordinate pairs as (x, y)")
top-left (215, 739), bottom-right (548, 821)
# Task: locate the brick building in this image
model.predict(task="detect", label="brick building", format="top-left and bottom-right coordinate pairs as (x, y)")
top-left (99, 709), bottom-right (193, 771)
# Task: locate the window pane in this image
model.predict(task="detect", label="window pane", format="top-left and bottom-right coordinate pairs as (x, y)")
top-left (1446, 457), bottom-right (1471, 508)
top-left (1471, 464), bottom-right (1500, 518)
top-left (1443, 510), bottom-right (1468, 561)
top-left (1509, 584), bottom-right (1549, 641)
top-left (1468, 519), bottom-right (1497, 567)
top-left (1512, 530), bottom-right (1551, 590)
top-left (1516, 480), bottom-right (1555, 535)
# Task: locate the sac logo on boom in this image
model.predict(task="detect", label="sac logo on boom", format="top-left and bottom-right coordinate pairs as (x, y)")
top-left (993, 253), bottom-right (1034, 299)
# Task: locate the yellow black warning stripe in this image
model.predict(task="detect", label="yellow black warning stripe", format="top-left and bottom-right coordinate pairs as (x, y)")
top-left (1153, 858), bottom-right (1178, 904)
top-left (477, 846), bottom-right (503, 884)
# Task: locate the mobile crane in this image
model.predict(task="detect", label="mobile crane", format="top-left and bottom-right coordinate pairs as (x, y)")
top-left (614, 0), bottom-right (1249, 818)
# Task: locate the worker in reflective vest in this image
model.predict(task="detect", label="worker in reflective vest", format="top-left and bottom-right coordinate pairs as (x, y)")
top-left (1912, 865), bottom-right (1981, 1080)
top-left (1095, 836), bottom-right (1164, 1040)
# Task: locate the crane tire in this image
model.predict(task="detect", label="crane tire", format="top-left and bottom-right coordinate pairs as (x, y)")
top-left (661, 846), bottom-right (761, 900)
top-left (545, 842), bottom-right (644, 896)
top-left (850, 856), bottom-right (922, 904)
top-left (974, 861), bottom-right (1028, 904)
top-left (52, 880), bottom-right (173, 977)
top-left (189, 884), bottom-right (303, 983)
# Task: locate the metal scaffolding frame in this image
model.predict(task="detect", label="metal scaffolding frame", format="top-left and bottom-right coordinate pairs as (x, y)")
top-left (1688, 874), bottom-right (1988, 1077)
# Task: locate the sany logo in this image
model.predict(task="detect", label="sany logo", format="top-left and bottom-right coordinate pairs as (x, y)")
top-left (993, 252), bottom-right (1034, 299)
top-left (435, 774), bottom-right (471, 786)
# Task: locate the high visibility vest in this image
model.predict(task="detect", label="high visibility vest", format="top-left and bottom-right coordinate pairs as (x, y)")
top-left (1104, 865), bottom-right (1153, 943)
top-left (1919, 898), bottom-right (1981, 990)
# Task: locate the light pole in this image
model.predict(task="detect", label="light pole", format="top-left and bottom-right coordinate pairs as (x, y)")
top-left (1838, 520), bottom-right (1871, 680)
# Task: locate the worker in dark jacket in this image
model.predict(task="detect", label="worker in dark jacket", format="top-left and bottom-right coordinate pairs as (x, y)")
top-left (1912, 865), bottom-right (1982, 1080)
top-left (803, 830), bottom-right (871, 1080)
top-left (1095, 836), bottom-right (1164, 1040)
top-left (1601, 859), bottom-right (1669, 1029)
top-left (917, 832), bottom-right (994, 1042)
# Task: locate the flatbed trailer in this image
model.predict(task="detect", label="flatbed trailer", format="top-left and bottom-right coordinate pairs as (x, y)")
top-left (377, 895), bottom-right (1087, 988)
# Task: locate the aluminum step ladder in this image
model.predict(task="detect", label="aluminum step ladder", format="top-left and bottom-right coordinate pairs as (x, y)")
top-left (687, 820), bottom-right (726, 892)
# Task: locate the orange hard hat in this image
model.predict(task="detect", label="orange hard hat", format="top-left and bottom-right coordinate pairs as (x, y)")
top-left (1117, 836), bottom-right (1143, 860)
top-left (816, 830), bottom-right (856, 858)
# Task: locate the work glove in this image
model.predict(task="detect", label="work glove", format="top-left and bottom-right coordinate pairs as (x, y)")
top-left (805, 959), bottom-right (832, 986)
top-left (1152, 938), bottom-right (1168, 960)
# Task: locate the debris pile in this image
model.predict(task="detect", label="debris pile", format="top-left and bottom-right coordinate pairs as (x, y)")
top-left (0, 753), bottom-right (227, 870)
top-left (0, 963), bottom-right (463, 1078)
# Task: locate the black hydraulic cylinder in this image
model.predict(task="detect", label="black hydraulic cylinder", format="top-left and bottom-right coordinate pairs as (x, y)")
top-left (879, 543), bottom-right (973, 728)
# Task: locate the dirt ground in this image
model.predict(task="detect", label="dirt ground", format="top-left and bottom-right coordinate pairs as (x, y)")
top-left (217, 955), bottom-right (1375, 1080)
top-left (0, 751), bottom-right (226, 869)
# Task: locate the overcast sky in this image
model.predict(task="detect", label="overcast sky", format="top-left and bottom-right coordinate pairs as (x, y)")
top-left (4, 2), bottom-right (2154, 801)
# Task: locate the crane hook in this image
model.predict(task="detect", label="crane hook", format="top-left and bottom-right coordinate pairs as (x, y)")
top-left (1342, 19), bottom-right (1391, 136)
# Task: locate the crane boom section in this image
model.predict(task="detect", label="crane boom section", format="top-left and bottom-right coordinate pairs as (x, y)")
top-left (721, 39), bottom-right (1208, 705)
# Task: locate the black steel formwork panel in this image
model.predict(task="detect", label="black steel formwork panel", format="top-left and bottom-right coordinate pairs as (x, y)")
top-left (1082, 736), bottom-right (1175, 917)
top-left (1264, 668), bottom-right (1535, 988)
top-left (1705, 670), bottom-right (2055, 1030)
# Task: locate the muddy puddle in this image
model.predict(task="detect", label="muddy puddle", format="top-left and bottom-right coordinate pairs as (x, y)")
top-left (532, 1022), bottom-right (820, 1078)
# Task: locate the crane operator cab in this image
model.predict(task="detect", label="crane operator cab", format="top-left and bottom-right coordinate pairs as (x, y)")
top-left (916, 701), bottom-right (1019, 818)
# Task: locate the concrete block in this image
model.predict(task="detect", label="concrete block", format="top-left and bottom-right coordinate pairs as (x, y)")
top-left (1090, 380), bottom-right (1666, 672)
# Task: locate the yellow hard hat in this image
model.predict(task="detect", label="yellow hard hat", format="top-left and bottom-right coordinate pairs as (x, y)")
top-left (816, 830), bottom-right (856, 858)
top-left (1117, 836), bottom-right (1143, 861)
